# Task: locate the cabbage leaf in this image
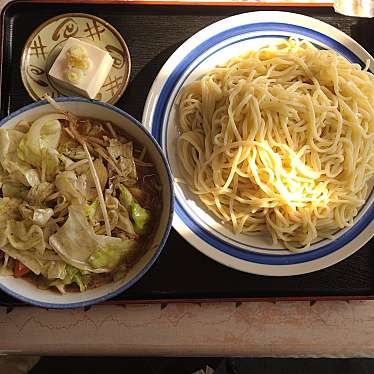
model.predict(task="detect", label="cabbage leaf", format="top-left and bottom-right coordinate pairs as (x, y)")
top-left (5, 220), bottom-right (45, 254)
top-left (0, 197), bottom-right (22, 247)
top-left (18, 114), bottom-right (62, 164)
top-left (0, 128), bottom-right (24, 162)
top-left (119, 185), bottom-right (151, 234)
top-left (83, 200), bottom-right (99, 223)
top-left (17, 114), bottom-right (64, 179)
top-left (0, 128), bottom-right (40, 186)
top-left (26, 182), bottom-right (54, 206)
top-left (32, 208), bottom-right (54, 226)
top-left (58, 141), bottom-right (86, 160)
top-left (2, 159), bottom-right (40, 187)
top-left (55, 171), bottom-right (85, 204)
top-left (49, 205), bottom-right (136, 273)
top-left (1, 244), bottom-right (43, 275)
top-left (131, 203), bottom-right (150, 234)
top-left (1, 245), bottom-right (66, 278)
top-left (49, 265), bottom-right (88, 293)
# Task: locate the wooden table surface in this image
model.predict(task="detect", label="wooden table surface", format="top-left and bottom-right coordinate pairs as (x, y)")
top-left (1, 301), bottom-right (374, 356)
top-left (1, 0), bottom-right (374, 358)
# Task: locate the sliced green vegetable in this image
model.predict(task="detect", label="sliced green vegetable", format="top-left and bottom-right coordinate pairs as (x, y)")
top-left (0, 198), bottom-right (22, 246)
top-left (17, 114), bottom-right (63, 180)
top-left (6, 220), bottom-right (45, 253)
top-left (49, 265), bottom-right (89, 293)
top-left (2, 159), bottom-right (40, 187)
top-left (119, 185), bottom-right (151, 234)
top-left (1, 244), bottom-right (43, 275)
top-left (84, 200), bottom-right (99, 223)
top-left (0, 128), bottom-right (40, 187)
top-left (43, 260), bottom-right (67, 279)
top-left (131, 203), bottom-right (150, 234)
top-left (0, 128), bottom-right (24, 163)
top-left (58, 142), bottom-right (86, 160)
top-left (88, 237), bottom-right (135, 270)
top-left (118, 184), bottom-right (133, 208)
top-left (55, 171), bottom-right (85, 204)
top-left (17, 114), bottom-right (63, 166)
top-left (1, 244), bottom-right (66, 278)
top-left (49, 206), bottom-right (137, 273)
top-left (65, 265), bottom-right (88, 292)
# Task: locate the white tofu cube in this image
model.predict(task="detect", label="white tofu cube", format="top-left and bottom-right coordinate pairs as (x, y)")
top-left (48, 37), bottom-right (113, 99)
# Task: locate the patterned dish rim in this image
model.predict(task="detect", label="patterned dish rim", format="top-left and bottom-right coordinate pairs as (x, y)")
top-left (20, 12), bottom-right (131, 105)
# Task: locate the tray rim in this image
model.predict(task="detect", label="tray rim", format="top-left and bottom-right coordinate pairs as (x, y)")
top-left (1, 0), bottom-right (334, 11)
top-left (1, 295), bottom-right (374, 308)
top-left (1, 0), bottom-right (374, 308)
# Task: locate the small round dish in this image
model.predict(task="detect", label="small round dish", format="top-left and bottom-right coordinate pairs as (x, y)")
top-left (0, 97), bottom-right (173, 309)
top-left (143, 11), bottom-right (374, 276)
top-left (21, 13), bottom-right (131, 104)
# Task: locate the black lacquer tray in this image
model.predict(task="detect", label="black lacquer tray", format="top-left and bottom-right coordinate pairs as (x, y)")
top-left (1, 0), bottom-right (374, 306)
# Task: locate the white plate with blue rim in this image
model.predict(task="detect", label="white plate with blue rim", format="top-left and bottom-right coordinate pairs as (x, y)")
top-left (142, 11), bottom-right (374, 276)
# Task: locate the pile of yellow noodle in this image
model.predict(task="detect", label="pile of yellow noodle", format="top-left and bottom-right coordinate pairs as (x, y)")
top-left (177, 39), bottom-right (374, 251)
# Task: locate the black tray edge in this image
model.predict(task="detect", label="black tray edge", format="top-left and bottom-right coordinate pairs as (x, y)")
top-left (1, 295), bottom-right (374, 308)
top-left (1, 0), bottom-right (374, 308)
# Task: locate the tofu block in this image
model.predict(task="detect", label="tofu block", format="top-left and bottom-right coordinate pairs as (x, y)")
top-left (48, 37), bottom-right (113, 99)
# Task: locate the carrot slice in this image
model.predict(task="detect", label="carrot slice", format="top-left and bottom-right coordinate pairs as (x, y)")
top-left (14, 261), bottom-right (30, 278)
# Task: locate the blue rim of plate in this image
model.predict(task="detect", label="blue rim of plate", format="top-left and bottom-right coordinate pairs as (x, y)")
top-left (0, 97), bottom-right (174, 309)
top-left (150, 21), bottom-right (374, 266)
